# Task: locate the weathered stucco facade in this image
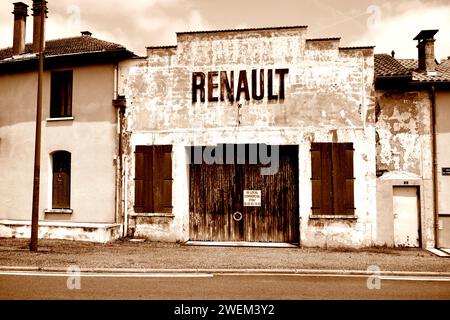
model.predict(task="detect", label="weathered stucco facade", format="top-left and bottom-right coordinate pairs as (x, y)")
top-left (375, 90), bottom-right (434, 247)
top-left (1, 11), bottom-right (447, 249)
top-left (373, 29), bottom-right (450, 249)
top-left (118, 26), bottom-right (377, 247)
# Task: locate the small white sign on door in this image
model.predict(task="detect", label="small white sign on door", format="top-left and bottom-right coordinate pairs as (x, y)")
top-left (244, 190), bottom-right (261, 207)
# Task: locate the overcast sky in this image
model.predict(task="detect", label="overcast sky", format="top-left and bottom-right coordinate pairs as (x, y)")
top-left (1, 0), bottom-right (449, 60)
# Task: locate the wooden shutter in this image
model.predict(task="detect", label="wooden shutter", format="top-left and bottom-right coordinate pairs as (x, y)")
top-left (332, 143), bottom-right (355, 215)
top-left (311, 143), bottom-right (333, 215)
top-left (134, 146), bottom-right (172, 213)
top-left (134, 146), bottom-right (148, 213)
top-left (153, 146), bottom-right (173, 213)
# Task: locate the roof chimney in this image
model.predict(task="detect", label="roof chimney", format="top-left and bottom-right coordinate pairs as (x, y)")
top-left (81, 31), bottom-right (92, 37)
top-left (12, 2), bottom-right (28, 56)
top-left (391, 50), bottom-right (395, 58)
top-left (414, 29), bottom-right (438, 72)
top-left (32, 0), bottom-right (48, 53)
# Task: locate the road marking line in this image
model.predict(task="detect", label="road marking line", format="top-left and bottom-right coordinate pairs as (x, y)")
top-left (216, 273), bottom-right (450, 281)
top-left (1, 272), bottom-right (449, 282)
top-left (0, 272), bottom-right (213, 278)
top-left (380, 276), bottom-right (450, 282)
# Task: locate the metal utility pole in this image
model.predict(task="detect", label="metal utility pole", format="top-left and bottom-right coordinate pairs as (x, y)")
top-left (30, 1), bottom-right (46, 252)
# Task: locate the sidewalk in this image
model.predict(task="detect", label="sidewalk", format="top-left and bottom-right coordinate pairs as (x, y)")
top-left (0, 238), bottom-right (449, 274)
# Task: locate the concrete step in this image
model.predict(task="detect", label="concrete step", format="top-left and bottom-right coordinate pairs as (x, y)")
top-left (427, 248), bottom-right (450, 257)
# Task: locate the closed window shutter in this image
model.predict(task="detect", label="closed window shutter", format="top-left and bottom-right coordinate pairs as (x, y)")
top-left (311, 143), bottom-right (333, 215)
top-left (311, 143), bottom-right (322, 215)
top-left (161, 146), bottom-right (173, 213)
top-left (342, 143), bottom-right (355, 214)
top-left (152, 146), bottom-right (173, 213)
top-left (134, 146), bottom-right (146, 213)
top-left (134, 145), bottom-right (172, 213)
top-left (311, 143), bottom-right (356, 215)
top-left (321, 144), bottom-right (333, 214)
top-left (332, 143), bottom-right (355, 215)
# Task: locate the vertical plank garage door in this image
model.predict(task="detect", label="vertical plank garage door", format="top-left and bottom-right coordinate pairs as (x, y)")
top-left (189, 145), bottom-right (299, 243)
top-left (393, 186), bottom-right (420, 247)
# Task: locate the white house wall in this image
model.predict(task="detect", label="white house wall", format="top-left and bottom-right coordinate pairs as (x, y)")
top-left (0, 64), bottom-right (118, 233)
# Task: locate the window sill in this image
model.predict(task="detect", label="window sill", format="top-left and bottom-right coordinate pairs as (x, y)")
top-left (309, 215), bottom-right (357, 219)
top-left (45, 209), bottom-right (73, 214)
top-left (130, 213), bottom-right (175, 218)
top-left (46, 117), bottom-right (74, 122)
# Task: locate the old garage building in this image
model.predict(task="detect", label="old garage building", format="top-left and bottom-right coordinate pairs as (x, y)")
top-left (118, 26), bottom-right (377, 247)
top-left (1, 3), bottom-right (447, 249)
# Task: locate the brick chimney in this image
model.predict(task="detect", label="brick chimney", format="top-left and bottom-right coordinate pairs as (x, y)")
top-left (414, 29), bottom-right (438, 72)
top-left (12, 2), bottom-right (28, 56)
top-left (32, 0), bottom-right (48, 53)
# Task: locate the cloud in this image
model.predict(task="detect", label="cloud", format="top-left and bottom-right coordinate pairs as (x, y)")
top-left (0, 0), bottom-right (209, 56)
top-left (351, 2), bottom-right (450, 60)
top-left (1, 0), bottom-right (448, 60)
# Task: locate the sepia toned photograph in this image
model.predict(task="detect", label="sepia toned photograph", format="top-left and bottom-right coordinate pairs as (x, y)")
top-left (0, 0), bottom-right (449, 316)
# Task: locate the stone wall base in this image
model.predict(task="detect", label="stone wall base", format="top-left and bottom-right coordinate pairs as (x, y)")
top-left (0, 220), bottom-right (121, 244)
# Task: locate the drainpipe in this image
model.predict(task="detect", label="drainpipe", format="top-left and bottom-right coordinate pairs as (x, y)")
top-left (113, 95), bottom-right (126, 237)
top-left (123, 157), bottom-right (128, 237)
top-left (113, 63), bottom-right (129, 237)
top-left (430, 85), bottom-right (439, 248)
top-left (113, 63), bottom-right (119, 227)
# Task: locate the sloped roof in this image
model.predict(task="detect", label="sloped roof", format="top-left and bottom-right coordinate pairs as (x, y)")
top-left (412, 68), bottom-right (450, 82)
top-left (375, 54), bottom-right (450, 82)
top-left (0, 35), bottom-right (131, 60)
top-left (0, 35), bottom-right (135, 73)
top-left (397, 59), bottom-right (418, 71)
top-left (374, 54), bottom-right (410, 76)
top-left (438, 59), bottom-right (450, 73)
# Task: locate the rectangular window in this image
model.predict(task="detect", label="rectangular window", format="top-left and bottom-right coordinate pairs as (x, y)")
top-left (50, 70), bottom-right (73, 118)
top-left (134, 145), bottom-right (173, 213)
top-left (311, 143), bottom-right (355, 215)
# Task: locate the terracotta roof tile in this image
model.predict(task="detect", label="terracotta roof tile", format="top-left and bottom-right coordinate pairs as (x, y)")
top-left (438, 59), bottom-right (450, 73)
top-left (375, 54), bottom-right (450, 82)
top-left (397, 59), bottom-right (418, 71)
top-left (0, 35), bottom-right (130, 61)
top-left (374, 54), bottom-right (410, 76)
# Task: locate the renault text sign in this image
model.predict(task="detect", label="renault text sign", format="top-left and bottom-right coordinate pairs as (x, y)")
top-left (192, 69), bottom-right (289, 103)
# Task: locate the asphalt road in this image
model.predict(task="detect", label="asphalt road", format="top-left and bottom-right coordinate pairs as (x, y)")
top-left (0, 272), bottom-right (449, 300)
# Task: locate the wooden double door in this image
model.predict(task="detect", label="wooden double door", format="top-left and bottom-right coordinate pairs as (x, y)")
top-left (189, 145), bottom-right (299, 243)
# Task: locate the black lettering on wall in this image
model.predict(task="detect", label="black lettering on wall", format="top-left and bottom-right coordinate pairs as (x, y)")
top-left (267, 69), bottom-right (278, 100)
top-left (208, 71), bottom-right (219, 102)
top-left (251, 69), bottom-right (264, 101)
top-left (276, 68), bottom-right (289, 100)
top-left (236, 70), bottom-right (250, 101)
top-left (192, 72), bottom-right (206, 103)
top-left (220, 71), bottom-right (234, 102)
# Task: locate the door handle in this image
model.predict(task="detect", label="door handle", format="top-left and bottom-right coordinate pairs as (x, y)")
top-left (233, 211), bottom-right (243, 222)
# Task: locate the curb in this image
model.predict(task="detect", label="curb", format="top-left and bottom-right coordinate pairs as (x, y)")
top-left (1, 266), bottom-right (450, 277)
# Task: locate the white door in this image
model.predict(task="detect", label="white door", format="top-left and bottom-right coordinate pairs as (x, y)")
top-left (393, 187), bottom-right (420, 247)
